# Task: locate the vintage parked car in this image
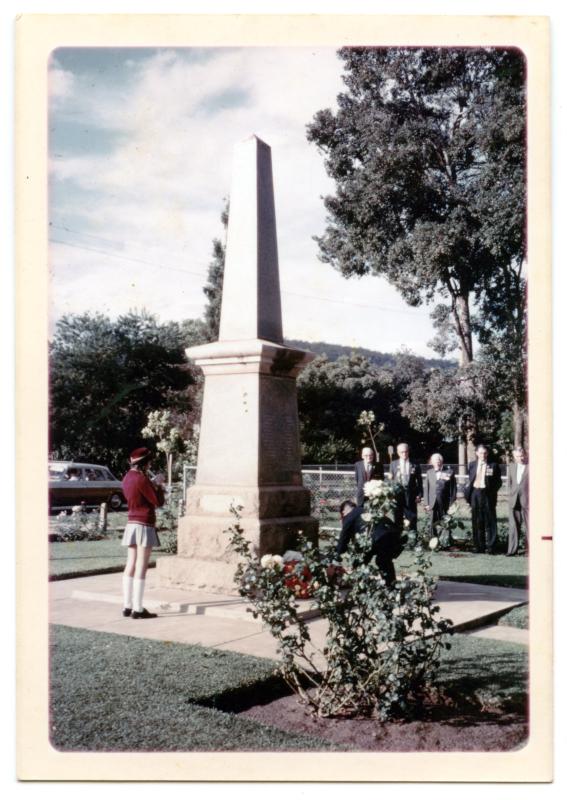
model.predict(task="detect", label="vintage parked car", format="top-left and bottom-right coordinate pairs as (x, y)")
top-left (49, 461), bottom-right (125, 511)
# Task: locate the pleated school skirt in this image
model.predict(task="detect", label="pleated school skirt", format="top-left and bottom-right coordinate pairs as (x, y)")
top-left (121, 522), bottom-right (161, 548)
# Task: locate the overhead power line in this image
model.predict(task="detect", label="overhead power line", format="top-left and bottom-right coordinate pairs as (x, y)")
top-left (49, 237), bottom-right (209, 278)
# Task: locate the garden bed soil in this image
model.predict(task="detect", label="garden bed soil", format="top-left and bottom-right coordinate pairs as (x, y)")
top-left (239, 694), bottom-right (528, 752)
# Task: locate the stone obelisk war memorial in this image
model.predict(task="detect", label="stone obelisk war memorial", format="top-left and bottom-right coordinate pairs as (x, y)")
top-left (157, 135), bottom-right (318, 594)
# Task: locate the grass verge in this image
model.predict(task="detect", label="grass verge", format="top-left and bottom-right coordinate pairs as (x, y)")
top-left (49, 537), bottom-right (173, 579)
top-left (49, 625), bottom-right (340, 752)
top-left (432, 633), bottom-right (528, 722)
top-left (396, 550), bottom-right (527, 589)
top-left (497, 604), bottom-right (529, 629)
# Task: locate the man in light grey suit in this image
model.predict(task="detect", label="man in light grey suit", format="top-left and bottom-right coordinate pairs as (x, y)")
top-left (507, 446), bottom-right (529, 556)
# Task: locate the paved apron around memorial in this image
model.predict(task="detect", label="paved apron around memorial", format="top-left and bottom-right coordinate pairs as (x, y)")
top-left (50, 570), bottom-right (528, 663)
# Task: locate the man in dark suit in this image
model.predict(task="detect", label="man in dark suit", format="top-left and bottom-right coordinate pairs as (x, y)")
top-left (390, 443), bottom-right (423, 531)
top-left (423, 453), bottom-right (457, 541)
top-left (335, 500), bottom-right (401, 586)
top-left (507, 446), bottom-right (529, 556)
top-left (464, 444), bottom-right (502, 554)
top-left (354, 446), bottom-right (384, 506)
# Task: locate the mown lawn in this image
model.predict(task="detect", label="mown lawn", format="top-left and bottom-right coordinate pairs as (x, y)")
top-left (49, 625), bottom-right (527, 751)
top-left (396, 550), bottom-right (528, 589)
top-left (49, 625), bottom-right (340, 752)
top-left (49, 537), bottom-right (173, 579)
top-left (49, 509), bottom-right (176, 579)
top-left (497, 604), bottom-right (529, 629)
top-left (50, 532), bottom-right (527, 588)
top-left (434, 633), bottom-right (528, 718)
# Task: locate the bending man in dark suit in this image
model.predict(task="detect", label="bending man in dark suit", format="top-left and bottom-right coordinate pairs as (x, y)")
top-left (335, 500), bottom-right (401, 586)
top-left (507, 446), bottom-right (529, 556)
top-left (464, 444), bottom-right (502, 554)
top-left (423, 453), bottom-right (457, 541)
top-left (390, 443), bottom-right (423, 531)
top-left (354, 447), bottom-right (384, 507)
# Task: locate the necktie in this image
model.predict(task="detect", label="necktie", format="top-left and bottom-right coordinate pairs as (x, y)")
top-left (474, 463), bottom-right (486, 488)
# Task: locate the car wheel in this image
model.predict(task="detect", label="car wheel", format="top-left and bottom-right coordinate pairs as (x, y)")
top-left (109, 493), bottom-right (123, 511)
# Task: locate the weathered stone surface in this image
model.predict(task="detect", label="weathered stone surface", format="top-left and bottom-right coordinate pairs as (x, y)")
top-left (156, 136), bottom-right (318, 595)
top-left (159, 512), bottom-right (318, 595)
top-left (177, 512), bottom-right (318, 560)
top-left (219, 136), bottom-right (283, 343)
top-left (185, 485), bottom-right (312, 518)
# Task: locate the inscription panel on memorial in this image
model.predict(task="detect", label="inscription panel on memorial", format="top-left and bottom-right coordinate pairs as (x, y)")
top-left (259, 376), bottom-right (301, 485)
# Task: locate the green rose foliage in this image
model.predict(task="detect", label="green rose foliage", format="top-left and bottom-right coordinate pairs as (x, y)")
top-left (227, 499), bottom-right (453, 720)
top-left (410, 503), bottom-right (466, 551)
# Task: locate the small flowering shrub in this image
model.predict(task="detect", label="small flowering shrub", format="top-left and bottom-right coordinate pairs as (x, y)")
top-left (434, 504), bottom-right (466, 548)
top-left (411, 503), bottom-right (468, 551)
top-left (227, 491), bottom-right (453, 720)
top-left (49, 506), bottom-right (106, 542)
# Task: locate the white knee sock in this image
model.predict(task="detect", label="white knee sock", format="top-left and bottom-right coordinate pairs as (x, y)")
top-left (133, 578), bottom-right (145, 613)
top-left (122, 575), bottom-right (133, 610)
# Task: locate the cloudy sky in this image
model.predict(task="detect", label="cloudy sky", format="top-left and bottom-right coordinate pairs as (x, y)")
top-left (48, 46), bottom-right (438, 355)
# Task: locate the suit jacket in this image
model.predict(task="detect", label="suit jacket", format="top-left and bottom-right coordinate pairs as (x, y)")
top-left (354, 460), bottom-right (385, 506)
top-left (389, 459), bottom-right (423, 502)
top-left (464, 460), bottom-right (502, 505)
top-left (507, 463), bottom-right (529, 509)
top-left (423, 466), bottom-right (457, 512)
top-left (336, 506), bottom-right (402, 560)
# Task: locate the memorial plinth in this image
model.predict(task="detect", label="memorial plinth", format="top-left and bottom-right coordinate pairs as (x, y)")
top-left (156, 136), bottom-right (318, 594)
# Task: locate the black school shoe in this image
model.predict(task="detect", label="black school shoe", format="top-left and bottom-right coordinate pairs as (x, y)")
top-left (131, 608), bottom-right (158, 619)
top-left (122, 608), bottom-right (132, 617)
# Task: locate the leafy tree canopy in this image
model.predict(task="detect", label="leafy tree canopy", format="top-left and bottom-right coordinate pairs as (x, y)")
top-left (49, 310), bottom-right (195, 474)
top-left (307, 47), bottom-right (526, 364)
top-left (297, 352), bottom-right (442, 463)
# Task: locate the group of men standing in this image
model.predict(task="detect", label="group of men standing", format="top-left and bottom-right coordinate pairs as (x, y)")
top-left (350, 442), bottom-right (529, 557)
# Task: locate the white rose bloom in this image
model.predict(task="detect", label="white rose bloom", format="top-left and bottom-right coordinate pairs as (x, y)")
top-left (272, 555), bottom-right (284, 568)
top-left (72, 505), bottom-right (82, 513)
top-left (429, 537), bottom-right (439, 550)
top-left (361, 512), bottom-right (372, 523)
top-left (403, 519), bottom-right (411, 529)
top-left (260, 554), bottom-right (275, 568)
top-left (364, 479), bottom-right (382, 498)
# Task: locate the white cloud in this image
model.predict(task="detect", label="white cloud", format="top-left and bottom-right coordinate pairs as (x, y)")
top-left (48, 63), bottom-right (75, 103)
top-left (48, 47), bottom-right (439, 355)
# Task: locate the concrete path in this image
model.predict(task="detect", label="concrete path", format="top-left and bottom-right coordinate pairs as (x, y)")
top-left (468, 623), bottom-right (529, 646)
top-left (50, 570), bottom-right (528, 663)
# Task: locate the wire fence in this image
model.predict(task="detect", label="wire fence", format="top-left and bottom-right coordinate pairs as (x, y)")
top-left (181, 464), bottom-right (509, 521)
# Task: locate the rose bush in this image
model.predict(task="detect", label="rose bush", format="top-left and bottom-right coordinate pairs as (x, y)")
top-left (227, 493), bottom-right (453, 720)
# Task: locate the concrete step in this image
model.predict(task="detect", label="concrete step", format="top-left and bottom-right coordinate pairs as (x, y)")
top-left (71, 587), bottom-right (321, 623)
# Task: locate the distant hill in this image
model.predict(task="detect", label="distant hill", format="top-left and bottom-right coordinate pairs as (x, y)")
top-left (284, 339), bottom-right (456, 371)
